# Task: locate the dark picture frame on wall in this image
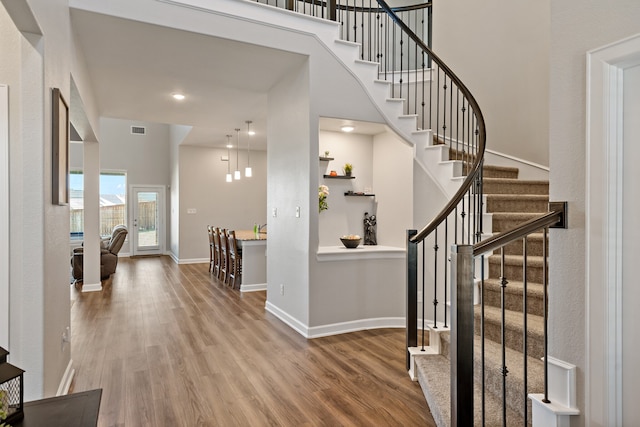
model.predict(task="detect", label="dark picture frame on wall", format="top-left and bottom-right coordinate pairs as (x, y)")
top-left (52, 87), bottom-right (69, 206)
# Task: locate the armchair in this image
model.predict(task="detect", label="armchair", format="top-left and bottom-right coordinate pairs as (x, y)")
top-left (71, 225), bottom-right (128, 281)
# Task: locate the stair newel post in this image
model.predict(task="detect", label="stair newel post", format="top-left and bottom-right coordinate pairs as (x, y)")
top-left (450, 244), bottom-right (474, 427)
top-left (406, 229), bottom-right (418, 370)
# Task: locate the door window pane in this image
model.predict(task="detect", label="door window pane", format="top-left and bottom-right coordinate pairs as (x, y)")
top-left (137, 191), bottom-right (158, 248)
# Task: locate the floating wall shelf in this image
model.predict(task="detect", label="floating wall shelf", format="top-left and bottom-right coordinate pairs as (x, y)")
top-left (323, 175), bottom-right (355, 179)
top-left (344, 192), bottom-right (375, 197)
top-left (319, 156), bottom-right (334, 161)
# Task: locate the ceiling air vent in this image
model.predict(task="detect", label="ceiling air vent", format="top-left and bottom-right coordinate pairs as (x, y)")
top-left (131, 126), bottom-right (146, 135)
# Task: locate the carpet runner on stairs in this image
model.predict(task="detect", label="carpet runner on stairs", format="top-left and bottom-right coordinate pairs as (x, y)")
top-left (414, 161), bottom-right (549, 426)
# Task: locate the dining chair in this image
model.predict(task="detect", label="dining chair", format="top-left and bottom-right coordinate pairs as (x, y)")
top-left (218, 228), bottom-right (229, 284)
top-left (213, 227), bottom-right (222, 278)
top-left (227, 230), bottom-right (242, 289)
top-left (207, 225), bottom-right (215, 273)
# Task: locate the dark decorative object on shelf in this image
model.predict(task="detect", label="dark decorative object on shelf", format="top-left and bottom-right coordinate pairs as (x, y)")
top-left (363, 212), bottom-right (377, 245)
top-left (340, 235), bottom-right (361, 248)
top-left (319, 156), bottom-right (334, 161)
top-left (0, 347), bottom-right (24, 425)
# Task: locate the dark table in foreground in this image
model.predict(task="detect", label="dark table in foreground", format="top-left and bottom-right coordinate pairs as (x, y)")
top-left (14, 389), bottom-right (102, 427)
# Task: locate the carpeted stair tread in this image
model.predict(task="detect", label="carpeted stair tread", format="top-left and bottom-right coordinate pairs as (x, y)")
top-left (492, 232), bottom-right (546, 256)
top-left (491, 212), bottom-right (549, 232)
top-left (482, 165), bottom-right (519, 178)
top-left (474, 305), bottom-right (545, 360)
top-left (488, 254), bottom-right (545, 267)
top-left (488, 254), bottom-right (545, 283)
top-left (482, 178), bottom-right (549, 195)
top-left (415, 353), bottom-right (526, 427)
top-left (439, 332), bottom-right (544, 423)
top-left (482, 278), bottom-right (545, 315)
top-left (486, 194), bottom-right (550, 213)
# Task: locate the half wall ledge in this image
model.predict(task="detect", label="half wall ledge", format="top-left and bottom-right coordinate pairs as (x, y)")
top-left (316, 245), bottom-right (405, 262)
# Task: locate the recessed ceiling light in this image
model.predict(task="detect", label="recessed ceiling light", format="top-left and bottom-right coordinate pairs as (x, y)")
top-left (172, 93), bottom-right (185, 101)
top-left (341, 125), bottom-right (355, 132)
top-left (248, 130), bottom-right (256, 136)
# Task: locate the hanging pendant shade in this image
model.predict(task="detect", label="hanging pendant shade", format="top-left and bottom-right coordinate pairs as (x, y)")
top-left (234, 128), bottom-right (241, 180)
top-left (245, 120), bottom-right (253, 178)
top-left (225, 134), bottom-right (233, 183)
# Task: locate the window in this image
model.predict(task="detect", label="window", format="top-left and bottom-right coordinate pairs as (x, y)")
top-left (70, 171), bottom-right (127, 239)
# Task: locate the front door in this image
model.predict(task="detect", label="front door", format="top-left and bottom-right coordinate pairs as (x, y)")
top-left (131, 186), bottom-right (164, 256)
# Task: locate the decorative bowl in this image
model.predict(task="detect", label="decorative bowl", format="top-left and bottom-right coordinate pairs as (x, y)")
top-left (340, 235), bottom-right (362, 249)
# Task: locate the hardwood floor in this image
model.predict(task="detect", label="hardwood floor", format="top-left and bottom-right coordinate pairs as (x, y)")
top-left (70, 256), bottom-right (435, 426)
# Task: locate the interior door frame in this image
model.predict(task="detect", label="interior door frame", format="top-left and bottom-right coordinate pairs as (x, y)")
top-left (586, 32), bottom-right (640, 426)
top-left (129, 185), bottom-right (165, 256)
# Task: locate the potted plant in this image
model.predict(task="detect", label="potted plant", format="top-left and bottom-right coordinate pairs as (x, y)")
top-left (343, 163), bottom-right (353, 176)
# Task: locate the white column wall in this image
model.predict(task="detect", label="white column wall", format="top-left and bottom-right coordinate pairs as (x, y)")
top-left (549, 2), bottom-right (640, 426)
top-left (265, 62), bottom-right (312, 329)
top-left (82, 141), bottom-right (101, 290)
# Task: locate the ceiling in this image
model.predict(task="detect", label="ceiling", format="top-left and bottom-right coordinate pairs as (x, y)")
top-left (70, 9), bottom-right (388, 150)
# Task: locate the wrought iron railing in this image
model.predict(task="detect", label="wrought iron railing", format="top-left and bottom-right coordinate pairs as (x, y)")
top-left (449, 203), bottom-right (566, 425)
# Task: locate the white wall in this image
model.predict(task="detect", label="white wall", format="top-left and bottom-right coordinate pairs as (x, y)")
top-left (99, 118), bottom-right (171, 254)
top-left (622, 61), bottom-right (640, 427)
top-left (169, 125), bottom-right (191, 258)
top-left (266, 62), bottom-right (312, 327)
top-left (373, 131), bottom-right (414, 247)
top-left (177, 144), bottom-right (267, 261)
top-left (1, 0), bottom-right (75, 399)
top-left (549, 2), bottom-right (640, 426)
top-left (433, 0), bottom-right (550, 167)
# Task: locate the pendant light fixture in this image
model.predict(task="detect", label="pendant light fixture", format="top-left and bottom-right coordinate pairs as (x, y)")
top-left (225, 135), bottom-right (233, 183)
top-left (245, 120), bottom-right (253, 178)
top-left (234, 128), bottom-right (241, 180)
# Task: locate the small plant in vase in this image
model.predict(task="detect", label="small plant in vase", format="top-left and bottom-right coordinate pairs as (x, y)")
top-left (343, 163), bottom-right (353, 176)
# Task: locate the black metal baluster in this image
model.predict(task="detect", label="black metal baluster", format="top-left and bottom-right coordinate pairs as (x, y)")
top-left (500, 247), bottom-right (509, 426)
top-left (433, 227), bottom-right (439, 329)
top-left (399, 30), bottom-right (404, 109)
top-left (449, 75), bottom-right (453, 157)
top-left (523, 236), bottom-right (529, 426)
top-left (444, 217), bottom-right (448, 328)
top-left (368, 0), bottom-right (372, 61)
top-left (422, 239), bottom-right (426, 349)
top-left (442, 74), bottom-right (447, 146)
top-left (421, 50), bottom-right (426, 130)
top-left (436, 67), bottom-right (440, 141)
top-left (460, 98), bottom-right (465, 161)
top-left (481, 251), bottom-right (486, 426)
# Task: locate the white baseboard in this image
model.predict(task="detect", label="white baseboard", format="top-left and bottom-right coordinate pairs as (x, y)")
top-left (265, 301), bottom-right (309, 337)
top-left (265, 301), bottom-right (405, 338)
top-left (167, 251), bottom-right (179, 264)
top-left (307, 317), bottom-right (405, 338)
top-left (56, 359), bottom-right (75, 396)
top-left (240, 283), bottom-right (267, 292)
top-left (177, 258), bottom-right (208, 265)
top-left (81, 282), bottom-right (102, 292)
